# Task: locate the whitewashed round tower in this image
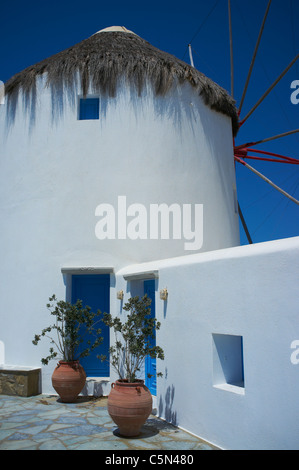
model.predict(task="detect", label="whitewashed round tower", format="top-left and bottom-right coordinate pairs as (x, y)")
top-left (0, 26), bottom-right (240, 387)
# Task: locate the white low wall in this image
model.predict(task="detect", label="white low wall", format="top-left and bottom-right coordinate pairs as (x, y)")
top-left (117, 236), bottom-right (299, 450)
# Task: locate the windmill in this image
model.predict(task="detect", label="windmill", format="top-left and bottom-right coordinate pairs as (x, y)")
top-left (189, 0), bottom-right (299, 244)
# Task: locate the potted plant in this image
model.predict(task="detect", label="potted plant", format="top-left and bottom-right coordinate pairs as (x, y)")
top-left (100, 294), bottom-right (164, 436)
top-left (32, 294), bottom-right (103, 402)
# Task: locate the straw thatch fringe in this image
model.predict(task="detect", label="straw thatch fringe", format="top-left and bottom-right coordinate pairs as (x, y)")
top-left (5, 31), bottom-right (239, 135)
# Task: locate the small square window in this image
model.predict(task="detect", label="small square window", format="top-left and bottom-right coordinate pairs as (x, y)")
top-left (79, 98), bottom-right (99, 120)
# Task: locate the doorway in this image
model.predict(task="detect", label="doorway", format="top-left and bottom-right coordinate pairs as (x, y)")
top-left (144, 279), bottom-right (156, 395)
top-left (71, 274), bottom-right (110, 377)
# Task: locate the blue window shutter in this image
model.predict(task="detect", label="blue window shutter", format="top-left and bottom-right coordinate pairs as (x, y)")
top-left (79, 98), bottom-right (99, 120)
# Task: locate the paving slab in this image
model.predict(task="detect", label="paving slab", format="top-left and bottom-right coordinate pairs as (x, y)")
top-left (0, 394), bottom-right (218, 451)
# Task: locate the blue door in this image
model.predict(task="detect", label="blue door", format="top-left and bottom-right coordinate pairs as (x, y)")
top-left (144, 280), bottom-right (156, 395)
top-left (71, 274), bottom-right (110, 377)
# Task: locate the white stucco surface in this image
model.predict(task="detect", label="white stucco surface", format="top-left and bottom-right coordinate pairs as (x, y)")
top-left (2, 61), bottom-right (296, 449)
top-left (0, 74), bottom-right (239, 268)
top-left (0, 73), bottom-right (239, 384)
top-left (117, 236), bottom-right (299, 450)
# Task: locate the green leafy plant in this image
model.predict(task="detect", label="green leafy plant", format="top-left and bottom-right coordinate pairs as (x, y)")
top-left (100, 295), bottom-right (164, 382)
top-left (32, 295), bottom-right (103, 365)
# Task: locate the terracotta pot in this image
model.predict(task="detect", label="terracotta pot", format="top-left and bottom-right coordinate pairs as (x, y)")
top-left (108, 379), bottom-right (153, 437)
top-left (51, 360), bottom-right (86, 403)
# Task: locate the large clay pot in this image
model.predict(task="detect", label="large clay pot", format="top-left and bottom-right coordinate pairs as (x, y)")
top-left (51, 360), bottom-right (86, 403)
top-left (108, 379), bottom-right (153, 437)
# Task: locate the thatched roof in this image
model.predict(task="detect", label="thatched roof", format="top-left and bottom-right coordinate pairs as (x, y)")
top-left (5, 27), bottom-right (239, 135)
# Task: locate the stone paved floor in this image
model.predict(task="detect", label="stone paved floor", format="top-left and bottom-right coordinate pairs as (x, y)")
top-left (0, 394), bottom-right (218, 450)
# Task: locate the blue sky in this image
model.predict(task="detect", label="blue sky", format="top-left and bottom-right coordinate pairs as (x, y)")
top-left (1, 0), bottom-right (298, 246)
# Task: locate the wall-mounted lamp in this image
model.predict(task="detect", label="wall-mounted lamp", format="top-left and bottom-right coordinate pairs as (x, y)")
top-left (117, 290), bottom-right (124, 300)
top-left (160, 288), bottom-right (168, 301)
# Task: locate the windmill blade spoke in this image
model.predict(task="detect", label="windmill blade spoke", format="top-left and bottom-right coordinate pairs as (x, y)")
top-left (246, 148), bottom-right (299, 164)
top-left (235, 129), bottom-right (299, 149)
top-left (235, 156), bottom-right (299, 206)
top-left (238, 0), bottom-right (272, 115)
top-left (240, 54), bottom-right (299, 124)
top-left (241, 155), bottom-right (299, 164)
top-left (238, 202), bottom-right (253, 244)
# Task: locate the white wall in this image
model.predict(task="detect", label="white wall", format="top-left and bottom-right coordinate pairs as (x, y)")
top-left (117, 237), bottom-right (299, 450)
top-left (1, 71), bottom-right (297, 449)
top-left (0, 73), bottom-right (239, 380)
top-left (0, 75), bottom-right (239, 270)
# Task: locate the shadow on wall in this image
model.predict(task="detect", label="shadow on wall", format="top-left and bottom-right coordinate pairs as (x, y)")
top-left (6, 76), bottom-right (199, 140)
top-left (82, 378), bottom-right (110, 397)
top-left (158, 383), bottom-right (177, 426)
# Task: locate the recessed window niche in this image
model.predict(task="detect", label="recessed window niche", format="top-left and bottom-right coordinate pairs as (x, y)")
top-left (212, 334), bottom-right (245, 394)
